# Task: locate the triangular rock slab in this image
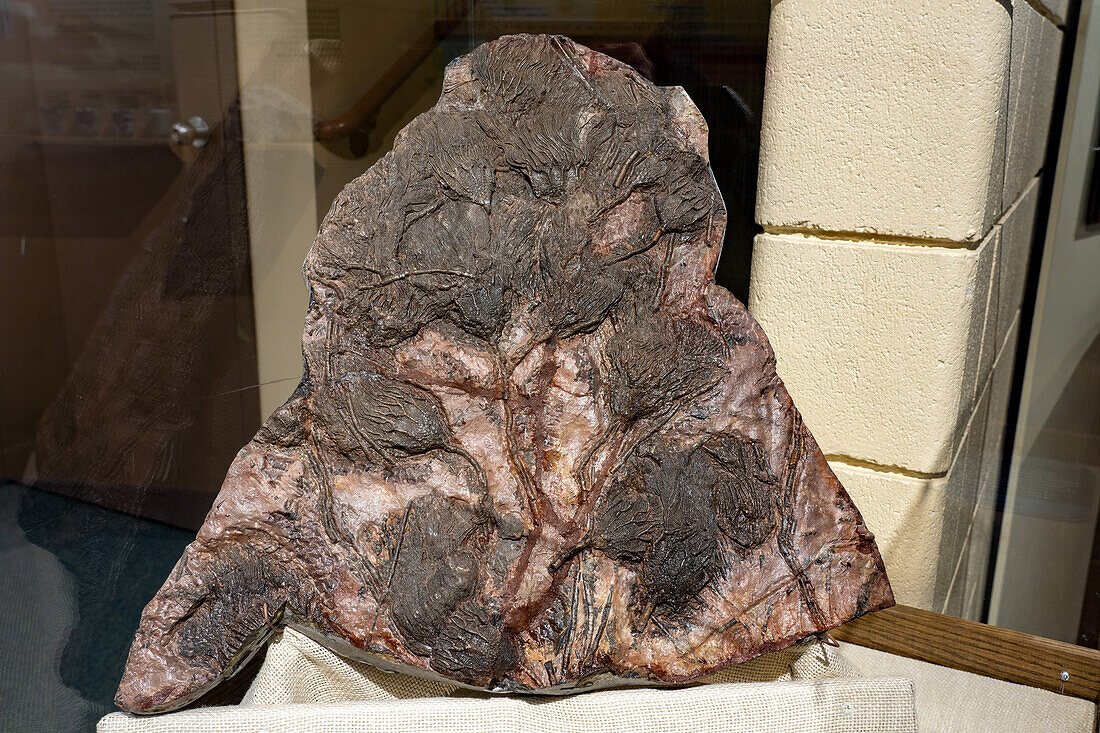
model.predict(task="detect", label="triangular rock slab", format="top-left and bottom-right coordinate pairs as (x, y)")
top-left (116, 34), bottom-right (893, 713)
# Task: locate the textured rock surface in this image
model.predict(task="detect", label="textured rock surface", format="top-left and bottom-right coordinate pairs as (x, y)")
top-left (116, 34), bottom-right (893, 714)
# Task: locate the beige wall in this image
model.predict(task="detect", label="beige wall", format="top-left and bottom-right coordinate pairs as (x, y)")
top-left (749, 0), bottom-right (1063, 616)
top-left (235, 0), bottom-right (320, 418)
top-left (238, 0), bottom-right (446, 419)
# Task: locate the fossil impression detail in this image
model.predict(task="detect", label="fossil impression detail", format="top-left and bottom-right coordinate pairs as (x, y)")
top-left (116, 35), bottom-right (893, 713)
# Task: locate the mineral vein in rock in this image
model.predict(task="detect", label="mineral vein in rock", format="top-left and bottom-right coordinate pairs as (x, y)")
top-left (116, 34), bottom-right (893, 713)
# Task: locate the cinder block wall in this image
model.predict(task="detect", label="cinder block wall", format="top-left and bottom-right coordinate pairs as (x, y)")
top-left (748, 0), bottom-right (1063, 616)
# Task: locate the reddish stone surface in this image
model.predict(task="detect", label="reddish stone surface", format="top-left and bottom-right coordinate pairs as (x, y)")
top-left (116, 35), bottom-right (892, 714)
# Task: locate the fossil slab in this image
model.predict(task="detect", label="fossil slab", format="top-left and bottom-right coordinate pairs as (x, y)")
top-left (116, 34), bottom-right (893, 713)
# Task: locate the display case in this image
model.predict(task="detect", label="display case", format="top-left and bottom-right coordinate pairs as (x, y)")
top-left (2, 1), bottom-right (1099, 731)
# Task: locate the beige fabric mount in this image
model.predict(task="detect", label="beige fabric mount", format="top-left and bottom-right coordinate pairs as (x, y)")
top-left (98, 629), bottom-right (918, 733)
top-left (843, 643), bottom-right (1097, 733)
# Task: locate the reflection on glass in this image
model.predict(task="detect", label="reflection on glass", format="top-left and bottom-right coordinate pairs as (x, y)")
top-left (0, 2), bottom-right (771, 728)
top-left (987, 5), bottom-right (1100, 647)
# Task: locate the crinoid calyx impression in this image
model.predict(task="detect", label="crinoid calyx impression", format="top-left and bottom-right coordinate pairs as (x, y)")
top-left (116, 34), bottom-right (893, 714)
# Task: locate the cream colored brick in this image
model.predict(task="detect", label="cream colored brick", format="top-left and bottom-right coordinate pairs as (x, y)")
top-left (831, 377), bottom-right (991, 611)
top-left (756, 0), bottom-right (1011, 242)
top-left (749, 231), bottom-right (995, 474)
top-left (994, 178), bottom-right (1040, 349)
top-left (970, 232), bottom-right (1001, 411)
top-left (960, 313), bottom-right (1021, 620)
top-left (968, 177), bottom-right (1039, 406)
top-left (1002, 0), bottom-right (1063, 206)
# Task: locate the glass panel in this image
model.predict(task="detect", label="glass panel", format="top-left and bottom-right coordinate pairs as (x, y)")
top-left (987, 6), bottom-right (1100, 645)
top-left (5, 0), bottom-right (1097, 729)
top-left (1, 0), bottom-right (258, 727)
top-left (0, 1), bottom-right (773, 727)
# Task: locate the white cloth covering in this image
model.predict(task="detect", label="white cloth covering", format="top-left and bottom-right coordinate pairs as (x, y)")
top-left (98, 629), bottom-right (918, 733)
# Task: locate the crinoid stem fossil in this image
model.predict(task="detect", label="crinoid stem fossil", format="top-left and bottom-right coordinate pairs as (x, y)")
top-left (116, 34), bottom-right (893, 714)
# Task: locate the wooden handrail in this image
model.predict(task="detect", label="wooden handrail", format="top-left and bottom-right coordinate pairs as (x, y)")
top-left (313, 18), bottom-right (464, 149)
top-left (833, 604), bottom-right (1100, 701)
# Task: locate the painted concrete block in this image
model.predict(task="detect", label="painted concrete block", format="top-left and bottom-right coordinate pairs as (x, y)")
top-left (756, 0), bottom-right (1011, 243)
top-left (749, 230), bottom-right (995, 474)
top-left (995, 178), bottom-right (1040, 349)
top-left (970, 231), bottom-right (1001, 413)
top-left (830, 375), bottom-right (991, 611)
top-left (969, 177), bottom-right (1040, 408)
top-left (1002, 0), bottom-right (1063, 207)
top-left (960, 313), bottom-right (1021, 620)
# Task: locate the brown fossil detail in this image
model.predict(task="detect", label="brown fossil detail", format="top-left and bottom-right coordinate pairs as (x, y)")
top-left (116, 34), bottom-right (893, 714)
